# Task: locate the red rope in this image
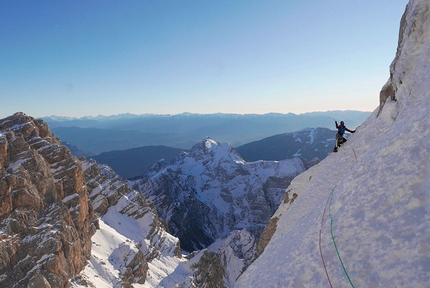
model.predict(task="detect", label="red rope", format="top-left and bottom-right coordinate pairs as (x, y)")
top-left (319, 194), bottom-right (333, 288)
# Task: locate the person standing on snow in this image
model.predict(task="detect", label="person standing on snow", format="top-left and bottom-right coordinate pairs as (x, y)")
top-left (333, 120), bottom-right (355, 152)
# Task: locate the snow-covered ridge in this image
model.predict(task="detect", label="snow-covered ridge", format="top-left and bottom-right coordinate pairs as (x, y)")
top-left (131, 137), bottom-right (307, 253)
top-left (0, 112), bottom-right (359, 286)
top-left (76, 160), bottom-right (268, 287)
top-left (236, 0), bottom-right (430, 286)
top-left (72, 160), bottom-right (186, 287)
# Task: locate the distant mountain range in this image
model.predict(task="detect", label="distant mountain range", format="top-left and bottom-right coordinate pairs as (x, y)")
top-left (90, 145), bottom-right (185, 178)
top-left (2, 1), bottom-right (428, 286)
top-left (236, 127), bottom-right (335, 162)
top-left (43, 111), bottom-right (369, 155)
top-left (86, 127), bottom-right (337, 179)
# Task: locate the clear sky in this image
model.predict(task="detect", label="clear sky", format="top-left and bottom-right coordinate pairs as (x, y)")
top-left (1, 0), bottom-right (408, 118)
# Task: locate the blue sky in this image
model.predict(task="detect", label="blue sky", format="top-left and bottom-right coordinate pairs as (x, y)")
top-left (1, 0), bottom-right (407, 118)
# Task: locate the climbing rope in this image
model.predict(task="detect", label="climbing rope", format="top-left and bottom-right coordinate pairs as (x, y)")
top-left (319, 194), bottom-right (333, 288)
top-left (352, 147), bottom-right (358, 163)
top-left (328, 188), bottom-right (355, 288)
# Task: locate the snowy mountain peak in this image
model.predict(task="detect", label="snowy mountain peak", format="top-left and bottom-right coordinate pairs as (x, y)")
top-left (189, 137), bottom-right (223, 155)
top-left (141, 137), bottom-right (248, 181)
top-left (186, 137), bottom-right (244, 164)
top-left (132, 137), bottom-right (307, 253)
top-left (204, 136), bottom-right (219, 149)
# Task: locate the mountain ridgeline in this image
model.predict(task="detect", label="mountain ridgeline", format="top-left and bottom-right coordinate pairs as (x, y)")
top-left (236, 127), bottom-right (335, 162)
top-left (1, 0), bottom-right (428, 286)
top-left (87, 127), bottom-right (334, 179)
top-left (90, 145), bottom-right (185, 179)
top-left (0, 113), bottom-right (317, 287)
top-left (44, 111), bottom-right (369, 155)
top-left (130, 138), bottom-right (308, 252)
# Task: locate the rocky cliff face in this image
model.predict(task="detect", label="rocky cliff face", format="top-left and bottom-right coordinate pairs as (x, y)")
top-left (0, 112), bottom-right (96, 287)
top-left (0, 113), bottom-right (185, 287)
top-left (84, 160), bottom-right (182, 261)
top-left (131, 137), bottom-right (306, 252)
top-left (72, 158), bottom-right (264, 288)
top-left (378, 0), bottom-right (429, 115)
top-left (70, 160), bottom-right (182, 287)
top-left (1, 113), bottom-right (282, 287)
top-left (198, 228), bottom-right (258, 287)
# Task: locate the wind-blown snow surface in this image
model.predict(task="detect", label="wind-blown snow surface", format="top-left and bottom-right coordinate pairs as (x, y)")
top-left (236, 1), bottom-right (430, 287)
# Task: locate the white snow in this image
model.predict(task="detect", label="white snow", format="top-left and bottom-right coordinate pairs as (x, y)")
top-left (204, 137), bottom-right (218, 150)
top-left (7, 158), bottom-right (30, 172)
top-left (69, 1), bottom-right (430, 287)
top-left (73, 213), bottom-right (192, 288)
top-left (9, 122), bottom-right (33, 132)
top-left (75, 219), bottom-right (140, 288)
top-left (62, 193), bottom-right (79, 203)
top-left (236, 1), bottom-right (430, 286)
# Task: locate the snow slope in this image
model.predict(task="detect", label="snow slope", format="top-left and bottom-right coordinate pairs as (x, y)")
top-left (236, 0), bottom-right (430, 287)
top-left (71, 161), bottom-right (262, 287)
top-left (73, 217), bottom-right (193, 288)
top-left (69, 162), bottom-right (193, 288)
top-left (132, 137), bottom-right (306, 252)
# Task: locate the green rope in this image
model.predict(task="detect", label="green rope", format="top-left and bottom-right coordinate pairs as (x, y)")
top-left (329, 188), bottom-right (355, 288)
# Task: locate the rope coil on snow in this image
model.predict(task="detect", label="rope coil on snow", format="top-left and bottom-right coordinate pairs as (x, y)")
top-left (328, 188), bottom-right (355, 288)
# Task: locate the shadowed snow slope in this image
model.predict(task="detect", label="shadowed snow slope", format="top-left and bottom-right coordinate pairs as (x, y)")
top-left (236, 0), bottom-right (430, 287)
top-left (131, 137), bottom-right (306, 252)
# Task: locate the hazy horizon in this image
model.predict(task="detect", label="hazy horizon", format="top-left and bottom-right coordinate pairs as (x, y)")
top-left (35, 109), bottom-right (371, 120)
top-left (1, 1), bottom-right (407, 118)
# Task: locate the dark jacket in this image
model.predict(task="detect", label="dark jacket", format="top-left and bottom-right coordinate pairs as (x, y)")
top-left (336, 122), bottom-right (354, 135)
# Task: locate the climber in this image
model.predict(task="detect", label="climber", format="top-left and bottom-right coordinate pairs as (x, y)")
top-left (333, 120), bottom-right (355, 152)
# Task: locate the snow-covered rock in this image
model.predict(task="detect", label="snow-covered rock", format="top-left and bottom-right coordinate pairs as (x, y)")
top-left (1, 113), bottom-right (299, 287)
top-left (130, 137), bottom-right (306, 252)
top-left (0, 113), bottom-right (96, 287)
top-left (71, 161), bottom-right (183, 287)
top-left (73, 160), bottom-right (257, 288)
top-left (236, 0), bottom-right (430, 286)
top-left (0, 113), bottom-right (191, 287)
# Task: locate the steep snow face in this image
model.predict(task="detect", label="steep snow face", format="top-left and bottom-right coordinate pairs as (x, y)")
top-left (71, 161), bottom-right (185, 287)
top-left (236, 1), bottom-right (430, 287)
top-left (131, 137), bottom-right (306, 252)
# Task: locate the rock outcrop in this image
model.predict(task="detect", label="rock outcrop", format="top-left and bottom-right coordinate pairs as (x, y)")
top-left (83, 160), bottom-right (181, 261)
top-left (0, 112), bottom-right (96, 287)
top-left (0, 112), bottom-right (185, 287)
top-left (378, 0), bottom-right (428, 115)
top-left (70, 160), bottom-right (182, 287)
